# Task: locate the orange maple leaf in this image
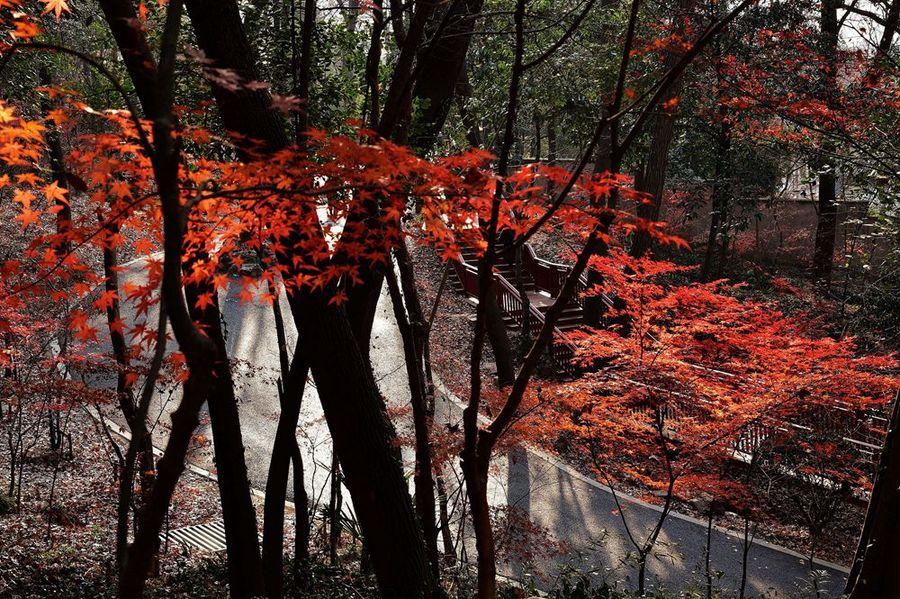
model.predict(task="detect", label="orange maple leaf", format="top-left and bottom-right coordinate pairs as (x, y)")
top-left (134, 237), bottom-right (154, 255)
top-left (328, 290), bottom-right (348, 306)
top-left (15, 207), bottom-right (40, 230)
top-left (13, 189), bottom-right (35, 207)
top-left (41, 0), bottom-right (71, 19)
top-left (194, 292), bottom-right (215, 311)
top-left (93, 289), bottom-right (118, 311)
top-left (43, 181), bottom-right (68, 204)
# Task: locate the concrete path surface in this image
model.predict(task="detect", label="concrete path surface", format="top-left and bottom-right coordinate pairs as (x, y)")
top-left (91, 262), bottom-right (849, 598)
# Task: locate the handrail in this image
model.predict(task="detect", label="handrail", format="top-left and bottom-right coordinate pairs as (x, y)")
top-left (454, 250), bottom-right (579, 375)
top-left (523, 244), bottom-right (607, 310)
top-left (523, 245), bottom-right (569, 297)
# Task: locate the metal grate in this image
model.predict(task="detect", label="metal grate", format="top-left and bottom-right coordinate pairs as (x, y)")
top-left (161, 520), bottom-right (227, 553)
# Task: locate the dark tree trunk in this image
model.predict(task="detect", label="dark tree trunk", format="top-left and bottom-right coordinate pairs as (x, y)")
top-left (101, 0), bottom-right (262, 597)
top-left (484, 290), bottom-right (516, 387)
top-left (701, 120), bottom-right (732, 280)
top-left (120, 57), bottom-right (217, 591)
top-left (97, 205), bottom-right (158, 572)
top-left (328, 453), bottom-right (342, 566)
top-left (262, 352), bottom-right (309, 598)
top-left (630, 0), bottom-right (696, 258)
top-left (120, 381), bottom-right (208, 598)
top-left (289, 292), bottom-right (434, 595)
top-left (547, 118), bottom-right (557, 163)
top-left (263, 0), bottom-right (315, 590)
top-left (435, 469), bottom-right (455, 565)
top-left (183, 0), bottom-right (292, 151)
top-left (453, 66), bottom-right (516, 387)
top-left (341, 0), bottom-right (441, 360)
top-left (181, 2), bottom-right (434, 595)
top-left (463, 453), bottom-right (496, 599)
top-left (262, 289), bottom-right (310, 597)
top-left (462, 1), bottom-right (527, 594)
top-left (291, 442), bottom-right (309, 574)
top-left (877, 1), bottom-right (900, 59)
top-left (812, 0), bottom-right (840, 282)
top-left (409, 0), bottom-right (486, 153)
top-left (262, 294), bottom-right (309, 597)
top-left (582, 269), bottom-right (605, 327)
top-left (739, 516), bottom-right (754, 599)
top-left (385, 259), bottom-right (440, 583)
top-left (847, 396), bottom-right (900, 598)
top-left (39, 67), bottom-right (72, 251)
top-left (40, 65), bottom-right (70, 454)
top-left (362, 0), bottom-right (385, 128)
top-left (813, 164), bottom-right (838, 281)
top-left (184, 283), bottom-right (265, 598)
top-left (705, 508), bottom-right (714, 599)
top-left (456, 66), bottom-right (484, 148)
top-left (99, 2), bottom-right (263, 596)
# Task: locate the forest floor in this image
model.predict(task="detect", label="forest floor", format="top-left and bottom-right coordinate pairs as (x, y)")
top-left (0, 408), bottom-right (387, 598)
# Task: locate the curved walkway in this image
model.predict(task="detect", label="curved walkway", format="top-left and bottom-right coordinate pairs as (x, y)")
top-left (93, 263), bottom-right (849, 597)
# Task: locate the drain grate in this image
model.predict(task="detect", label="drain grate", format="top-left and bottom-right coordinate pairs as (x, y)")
top-left (161, 520), bottom-right (227, 553)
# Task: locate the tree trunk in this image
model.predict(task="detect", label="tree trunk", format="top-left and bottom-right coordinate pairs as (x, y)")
top-left (532, 114), bottom-right (542, 161)
top-left (99, 2), bottom-right (265, 593)
top-left (630, 0), bottom-right (696, 258)
top-left (547, 118), bottom-right (557, 163)
top-left (40, 65), bottom-right (71, 455)
top-left (812, 0), bottom-right (840, 282)
top-left (705, 509), bottom-right (714, 599)
top-left (435, 469), bottom-right (456, 565)
top-left (847, 395), bottom-right (900, 598)
top-left (462, 454), bottom-right (496, 599)
top-left (262, 350), bottom-right (309, 597)
top-left (182, 2), bottom-right (435, 594)
top-left (879, 1), bottom-right (900, 56)
top-left (385, 261), bottom-right (440, 582)
top-left (183, 282), bottom-right (265, 598)
top-left (456, 66), bottom-right (483, 148)
top-left (262, 277), bottom-right (309, 596)
top-left (701, 121), bottom-right (732, 280)
top-left (120, 374), bottom-right (209, 597)
top-left (813, 163), bottom-right (838, 281)
top-left (291, 439), bottom-right (309, 577)
top-left (341, 0), bottom-right (441, 360)
top-left (739, 516), bottom-right (753, 599)
top-left (262, 286), bottom-right (311, 595)
top-left (328, 452), bottom-right (343, 566)
top-left (454, 67), bottom-right (516, 386)
top-left (409, 0), bottom-right (486, 153)
top-left (484, 288), bottom-right (516, 387)
top-left (289, 293), bottom-right (433, 594)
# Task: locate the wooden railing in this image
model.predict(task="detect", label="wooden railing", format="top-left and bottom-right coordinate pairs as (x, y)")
top-left (493, 272), bottom-right (578, 376)
top-left (523, 245), bottom-right (598, 310)
top-left (452, 253), bottom-right (579, 376)
top-left (523, 245), bottom-right (568, 297)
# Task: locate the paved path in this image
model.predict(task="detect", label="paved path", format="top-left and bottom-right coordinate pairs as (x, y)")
top-left (92, 263), bottom-right (849, 598)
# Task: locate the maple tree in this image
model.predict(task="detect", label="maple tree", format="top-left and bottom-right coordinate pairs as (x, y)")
top-left (519, 250), bottom-right (895, 594)
top-left (0, 1), bottom-right (897, 599)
